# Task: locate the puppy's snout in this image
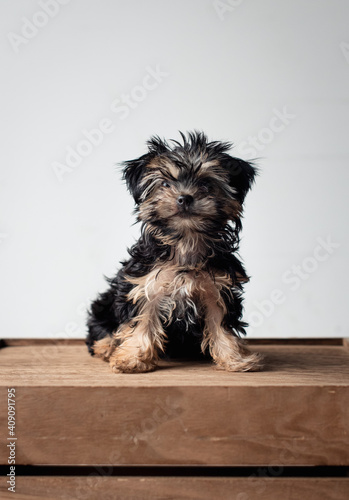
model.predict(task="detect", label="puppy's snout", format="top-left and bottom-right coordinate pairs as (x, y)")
top-left (177, 194), bottom-right (194, 210)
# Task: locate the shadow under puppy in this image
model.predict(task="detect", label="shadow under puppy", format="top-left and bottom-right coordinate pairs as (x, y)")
top-left (86, 131), bottom-right (263, 373)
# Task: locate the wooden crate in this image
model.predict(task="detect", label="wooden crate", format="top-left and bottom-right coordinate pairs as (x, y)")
top-left (0, 339), bottom-right (348, 499)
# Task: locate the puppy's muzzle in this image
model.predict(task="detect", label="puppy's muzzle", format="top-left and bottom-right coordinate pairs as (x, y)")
top-left (177, 194), bottom-right (194, 211)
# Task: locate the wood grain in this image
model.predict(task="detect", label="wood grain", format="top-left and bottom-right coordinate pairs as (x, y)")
top-left (0, 342), bottom-right (348, 466)
top-left (1, 344), bottom-right (349, 387)
top-left (1, 477), bottom-right (349, 500)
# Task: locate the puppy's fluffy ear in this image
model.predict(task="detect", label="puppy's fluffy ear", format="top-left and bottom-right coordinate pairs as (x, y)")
top-left (224, 156), bottom-right (257, 204)
top-left (122, 136), bottom-right (168, 204)
top-left (122, 153), bottom-right (153, 204)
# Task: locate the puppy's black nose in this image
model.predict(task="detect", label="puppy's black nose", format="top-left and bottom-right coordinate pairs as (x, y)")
top-left (177, 194), bottom-right (194, 210)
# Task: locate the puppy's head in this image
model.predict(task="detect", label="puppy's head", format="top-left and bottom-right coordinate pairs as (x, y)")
top-left (123, 131), bottom-right (256, 244)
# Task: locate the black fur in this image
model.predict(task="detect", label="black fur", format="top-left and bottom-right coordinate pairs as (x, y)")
top-left (86, 131), bottom-right (256, 360)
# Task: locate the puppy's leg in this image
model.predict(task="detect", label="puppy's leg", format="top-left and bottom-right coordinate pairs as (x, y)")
top-left (93, 335), bottom-right (117, 361)
top-left (87, 289), bottom-right (120, 359)
top-left (202, 296), bottom-right (263, 372)
top-left (109, 304), bottom-right (166, 373)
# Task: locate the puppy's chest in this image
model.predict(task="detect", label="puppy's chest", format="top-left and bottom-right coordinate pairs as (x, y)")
top-left (162, 270), bottom-right (202, 299)
top-left (127, 265), bottom-right (231, 306)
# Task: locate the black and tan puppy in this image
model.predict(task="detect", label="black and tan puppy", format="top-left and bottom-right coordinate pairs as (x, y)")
top-left (86, 131), bottom-right (262, 373)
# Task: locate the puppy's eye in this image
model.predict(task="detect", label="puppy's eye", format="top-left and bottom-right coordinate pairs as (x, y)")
top-left (161, 181), bottom-right (171, 188)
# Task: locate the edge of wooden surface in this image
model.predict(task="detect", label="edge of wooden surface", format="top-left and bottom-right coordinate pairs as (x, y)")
top-left (1, 338), bottom-right (346, 347)
top-left (1, 340), bottom-right (348, 466)
top-left (1, 476), bottom-right (349, 500)
top-left (1, 340), bottom-right (349, 390)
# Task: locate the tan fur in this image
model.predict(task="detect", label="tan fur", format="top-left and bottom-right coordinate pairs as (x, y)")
top-left (202, 300), bottom-right (263, 372)
top-left (195, 271), bottom-right (262, 371)
top-left (109, 267), bottom-right (174, 373)
top-left (104, 262), bottom-right (262, 373)
top-left (93, 154), bottom-right (260, 373)
top-left (140, 186), bottom-right (224, 264)
top-left (200, 160), bottom-right (219, 171)
top-left (109, 322), bottom-right (159, 373)
top-left (226, 199), bottom-right (242, 219)
top-left (93, 336), bottom-right (117, 361)
top-left (147, 157), bottom-right (180, 179)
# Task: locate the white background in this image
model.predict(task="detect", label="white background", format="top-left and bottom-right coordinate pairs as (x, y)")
top-left (1, 0), bottom-right (348, 340)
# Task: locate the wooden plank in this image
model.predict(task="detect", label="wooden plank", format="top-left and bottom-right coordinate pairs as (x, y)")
top-left (0, 339), bottom-right (84, 347)
top-left (0, 344), bottom-right (348, 466)
top-left (1, 344), bottom-right (349, 387)
top-left (0, 385), bottom-right (348, 466)
top-left (1, 477), bottom-right (349, 500)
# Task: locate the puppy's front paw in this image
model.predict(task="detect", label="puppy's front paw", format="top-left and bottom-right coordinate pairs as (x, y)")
top-left (215, 350), bottom-right (264, 372)
top-left (109, 347), bottom-right (156, 373)
top-left (92, 336), bottom-right (117, 361)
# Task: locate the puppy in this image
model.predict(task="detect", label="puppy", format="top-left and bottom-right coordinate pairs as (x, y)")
top-left (86, 131), bottom-right (262, 373)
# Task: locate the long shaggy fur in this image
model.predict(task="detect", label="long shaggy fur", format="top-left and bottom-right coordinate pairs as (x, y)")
top-left (86, 131), bottom-right (263, 372)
